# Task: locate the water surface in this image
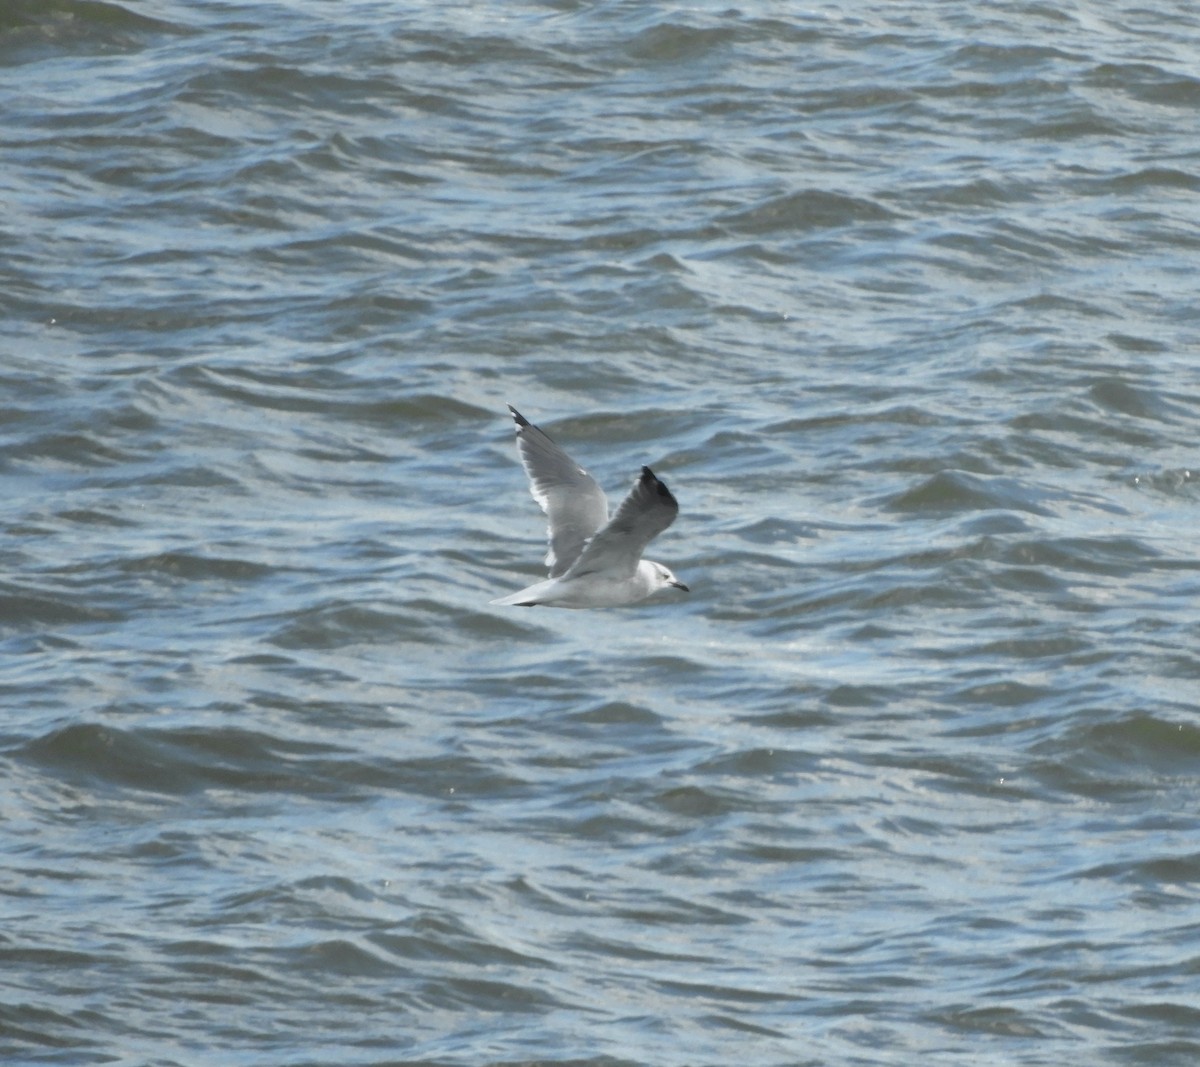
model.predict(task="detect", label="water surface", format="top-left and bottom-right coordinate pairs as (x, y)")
top-left (2, 2), bottom-right (1199, 1065)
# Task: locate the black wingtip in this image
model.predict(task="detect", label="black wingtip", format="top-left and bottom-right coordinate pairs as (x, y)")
top-left (640, 465), bottom-right (678, 505)
top-left (506, 404), bottom-right (531, 429)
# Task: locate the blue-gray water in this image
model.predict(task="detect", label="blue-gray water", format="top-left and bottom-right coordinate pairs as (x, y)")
top-left (2, 1), bottom-right (1199, 1064)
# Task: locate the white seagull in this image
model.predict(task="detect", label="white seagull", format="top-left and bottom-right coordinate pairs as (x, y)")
top-left (491, 404), bottom-right (689, 608)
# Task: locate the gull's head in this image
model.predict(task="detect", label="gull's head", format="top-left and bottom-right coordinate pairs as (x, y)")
top-left (650, 562), bottom-right (689, 594)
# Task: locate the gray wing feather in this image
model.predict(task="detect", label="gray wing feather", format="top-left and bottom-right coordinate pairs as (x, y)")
top-left (564, 466), bottom-right (678, 580)
top-left (507, 405), bottom-right (609, 577)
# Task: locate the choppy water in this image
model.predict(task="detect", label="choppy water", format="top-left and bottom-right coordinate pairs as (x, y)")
top-left (3, 1), bottom-right (1200, 1064)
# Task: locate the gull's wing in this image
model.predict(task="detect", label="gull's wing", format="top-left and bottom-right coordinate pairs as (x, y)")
top-left (507, 405), bottom-right (609, 577)
top-left (563, 466), bottom-right (678, 580)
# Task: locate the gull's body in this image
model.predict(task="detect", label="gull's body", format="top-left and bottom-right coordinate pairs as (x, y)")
top-left (491, 405), bottom-right (688, 609)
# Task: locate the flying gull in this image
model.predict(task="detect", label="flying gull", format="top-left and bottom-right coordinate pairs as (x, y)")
top-left (491, 404), bottom-right (689, 608)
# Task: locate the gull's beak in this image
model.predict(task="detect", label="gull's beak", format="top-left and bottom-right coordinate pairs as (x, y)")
top-left (671, 580), bottom-right (690, 592)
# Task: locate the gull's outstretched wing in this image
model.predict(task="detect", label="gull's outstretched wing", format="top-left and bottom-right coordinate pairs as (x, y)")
top-left (564, 466), bottom-right (678, 581)
top-left (507, 405), bottom-right (609, 577)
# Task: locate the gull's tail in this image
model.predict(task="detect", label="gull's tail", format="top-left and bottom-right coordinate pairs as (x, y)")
top-left (489, 588), bottom-right (541, 607)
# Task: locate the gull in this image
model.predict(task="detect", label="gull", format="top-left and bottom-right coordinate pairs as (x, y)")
top-left (491, 404), bottom-right (689, 608)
